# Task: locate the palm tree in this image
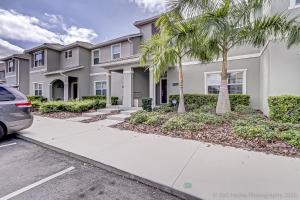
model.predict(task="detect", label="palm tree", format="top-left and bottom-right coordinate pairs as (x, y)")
top-left (140, 13), bottom-right (213, 113)
top-left (168, 0), bottom-right (300, 115)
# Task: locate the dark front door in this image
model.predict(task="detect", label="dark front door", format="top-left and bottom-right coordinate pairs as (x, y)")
top-left (73, 83), bottom-right (78, 99)
top-left (161, 79), bottom-right (167, 104)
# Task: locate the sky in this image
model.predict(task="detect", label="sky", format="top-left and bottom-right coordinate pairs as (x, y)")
top-left (0, 0), bottom-right (166, 58)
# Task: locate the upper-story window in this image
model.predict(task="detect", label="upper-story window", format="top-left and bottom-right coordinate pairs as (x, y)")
top-left (65, 50), bottom-right (72, 59)
top-left (93, 50), bottom-right (100, 65)
top-left (111, 44), bottom-right (121, 60)
top-left (151, 23), bottom-right (159, 35)
top-left (34, 51), bottom-right (44, 67)
top-left (7, 60), bottom-right (15, 73)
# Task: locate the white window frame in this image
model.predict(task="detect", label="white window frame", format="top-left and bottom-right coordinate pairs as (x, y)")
top-left (94, 81), bottom-right (107, 96)
top-left (289, 0), bottom-right (300, 9)
top-left (33, 82), bottom-right (43, 96)
top-left (111, 43), bottom-right (121, 60)
top-left (204, 69), bottom-right (247, 95)
top-left (33, 51), bottom-right (45, 67)
top-left (7, 60), bottom-right (15, 73)
top-left (92, 49), bottom-right (100, 65)
top-left (65, 50), bottom-right (73, 59)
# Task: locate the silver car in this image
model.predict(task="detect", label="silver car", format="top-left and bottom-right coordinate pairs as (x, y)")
top-left (0, 84), bottom-right (33, 140)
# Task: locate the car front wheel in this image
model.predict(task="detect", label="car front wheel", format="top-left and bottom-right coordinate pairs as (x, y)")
top-left (0, 125), bottom-right (5, 140)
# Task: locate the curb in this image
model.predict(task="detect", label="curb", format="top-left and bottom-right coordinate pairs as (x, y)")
top-left (17, 134), bottom-right (202, 200)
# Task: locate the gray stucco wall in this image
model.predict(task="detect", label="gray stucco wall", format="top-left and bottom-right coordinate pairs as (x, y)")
top-left (60, 47), bottom-right (79, 68)
top-left (167, 57), bottom-right (261, 109)
top-left (133, 68), bottom-right (149, 101)
top-left (47, 49), bottom-right (60, 72)
top-left (18, 59), bottom-right (30, 95)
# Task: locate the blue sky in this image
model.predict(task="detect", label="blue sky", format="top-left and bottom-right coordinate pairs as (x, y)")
top-left (0, 0), bottom-right (165, 58)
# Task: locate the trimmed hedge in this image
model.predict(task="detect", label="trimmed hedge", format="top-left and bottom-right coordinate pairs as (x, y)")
top-left (169, 94), bottom-right (250, 110)
top-left (142, 97), bottom-right (152, 112)
top-left (27, 96), bottom-right (47, 102)
top-left (268, 96), bottom-right (300, 124)
top-left (82, 96), bottom-right (118, 105)
top-left (39, 100), bottom-right (106, 113)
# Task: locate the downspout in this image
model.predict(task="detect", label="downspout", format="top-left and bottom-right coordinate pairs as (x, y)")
top-left (128, 37), bottom-right (133, 56)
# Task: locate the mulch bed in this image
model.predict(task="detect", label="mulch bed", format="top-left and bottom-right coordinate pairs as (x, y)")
top-left (32, 111), bottom-right (83, 119)
top-left (112, 121), bottom-right (300, 158)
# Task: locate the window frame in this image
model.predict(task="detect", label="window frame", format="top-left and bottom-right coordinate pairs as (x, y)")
top-left (289, 0), bottom-right (300, 9)
top-left (94, 81), bottom-right (107, 96)
top-left (33, 82), bottom-right (43, 96)
top-left (92, 49), bottom-right (100, 65)
top-left (204, 69), bottom-right (247, 95)
top-left (33, 51), bottom-right (45, 68)
top-left (65, 50), bottom-right (73, 59)
top-left (7, 60), bottom-right (15, 73)
top-left (111, 43), bottom-right (121, 60)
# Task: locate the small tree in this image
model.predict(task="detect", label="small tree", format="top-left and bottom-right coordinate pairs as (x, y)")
top-left (169, 0), bottom-right (300, 114)
top-left (141, 13), bottom-right (212, 113)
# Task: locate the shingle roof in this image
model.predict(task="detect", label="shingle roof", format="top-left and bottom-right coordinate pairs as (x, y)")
top-left (92, 33), bottom-right (142, 49)
top-left (133, 15), bottom-right (160, 27)
top-left (0, 54), bottom-right (30, 61)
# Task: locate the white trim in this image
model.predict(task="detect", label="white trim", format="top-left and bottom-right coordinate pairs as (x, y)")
top-left (93, 81), bottom-right (107, 96)
top-left (289, 0), bottom-right (300, 9)
top-left (91, 48), bottom-right (100, 66)
top-left (204, 69), bottom-right (247, 95)
top-left (111, 43), bottom-right (122, 60)
top-left (33, 82), bottom-right (44, 96)
top-left (5, 74), bottom-right (16, 78)
top-left (90, 72), bottom-right (109, 76)
top-left (30, 68), bottom-right (47, 74)
top-left (160, 77), bottom-right (168, 104)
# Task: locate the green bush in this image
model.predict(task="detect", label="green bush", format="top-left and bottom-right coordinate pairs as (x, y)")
top-left (144, 114), bottom-right (169, 126)
top-left (234, 105), bottom-right (256, 115)
top-left (278, 130), bottom-right (300, 149)
top-left (31, 101), bottom-right (42, 111)
top-left (169, 94), bottom-right (250, 110)
top-left (39, 100), bottom-right (105, 113)
top-left (268, 96), bottom-right (300, 124)
top-left (130, 111), bottom-right (151, 124)
top-left (194, 104), bottom-right (216, 114)
top-left (27, 96), bottom-right (47, 102)
top-left (142, 97), bottom-right (152, 112)
top-left (82, 96), bottom-right (118, 105)
top-left (162, 115), bottom-right (205, 131)
top-left (153, 104), bottom-right (175, 113)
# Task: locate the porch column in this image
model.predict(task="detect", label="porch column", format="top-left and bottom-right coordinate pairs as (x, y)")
top-left (63, 77), bottom-right (69, 101)
top-left (48, 83), bottom-right (52, 101)
top-left (123, 67), bottom-right (133, 107)
top-left (149, 67), bottom-right (156, 108)
top-left (106, 72), bottom-right (112, 107)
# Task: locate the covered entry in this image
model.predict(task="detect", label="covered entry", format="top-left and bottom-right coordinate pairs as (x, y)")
top-left (51, 79), bottom-right (64, 101)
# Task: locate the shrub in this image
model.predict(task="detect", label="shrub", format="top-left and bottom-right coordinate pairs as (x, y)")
top-left (142, 97), bottom-right (152, 112)
top-left (39, 100), bottom-right (105, 113)
top-left (234, 105), bottom-right (256, 115)
top-left (278, 130), bottom-right (300, 149)
top-left (144, 114), bottom-right (169, 126)
top-left (27, 96), bottom-right (47, 102)
top-left (162, 115), bottom-right (205, 131)
top-left (194, 104), bottom-right (216, 114)
top-left (82, 96), bottom-right (119, 105)
top-left (169, 94), bottom-right (250, 110)
top-left (268, 96), bottom-right (300, 124)
top-left (31, 101), bottom-right (42, 111)
top-left (153, 104), bottom-right (175, 113)
top-left (130, 111), bottom-right (151, 124)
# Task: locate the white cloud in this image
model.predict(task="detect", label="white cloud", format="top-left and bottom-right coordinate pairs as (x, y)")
top-left (0, 9), bottom-right (98, 45)
top-left (0, 38), bottom-right (23, 58)
top-left (129, 0), bottom-right (166, 12)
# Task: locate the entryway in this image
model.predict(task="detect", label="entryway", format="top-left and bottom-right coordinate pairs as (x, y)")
top-left (160, 78), bottom-right (168, 104)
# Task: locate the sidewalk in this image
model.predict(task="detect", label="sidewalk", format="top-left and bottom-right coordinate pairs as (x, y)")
top-left (19, 116), bottom-right (300, 200)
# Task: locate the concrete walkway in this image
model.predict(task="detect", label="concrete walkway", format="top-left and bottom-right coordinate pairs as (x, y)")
top-left (19, 116), bottom-right (300, 200)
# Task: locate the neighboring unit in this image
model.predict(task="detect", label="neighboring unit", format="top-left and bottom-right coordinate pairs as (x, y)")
top-left (2, 0), bottom-right (300, 115)
top-left (0, 63), bottom-right (5, 83)
top-left (1, 54), bottom-right (30, 95)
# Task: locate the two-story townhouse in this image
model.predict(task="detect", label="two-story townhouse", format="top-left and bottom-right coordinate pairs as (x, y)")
top-left (0, 63), bottom-right (5, 83)
top-left (25, 42), bottom-right (93, 100)
top-left (0, 54), bottom-right (30, 94)
top-left (96, 0), bottom-right (300, 115)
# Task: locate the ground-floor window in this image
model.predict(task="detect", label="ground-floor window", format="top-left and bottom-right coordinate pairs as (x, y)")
top-left (95, 81), bottom-right (107, 96)
top-left (33, 83), bottom-right (43, 96)
top-left (205, 69), bottom-right (246, 94)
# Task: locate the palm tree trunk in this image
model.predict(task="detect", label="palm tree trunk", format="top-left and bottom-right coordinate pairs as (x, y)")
top-left (216, 47), bottom-right (231, 115)
top-left (177, 59), bottom-right (186, 113)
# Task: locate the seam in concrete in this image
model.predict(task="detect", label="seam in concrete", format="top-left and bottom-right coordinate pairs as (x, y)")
top-left (17, 134), bottom-right (203, 200)
top-left (171, 144), bottom-right (201, 188)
